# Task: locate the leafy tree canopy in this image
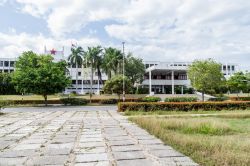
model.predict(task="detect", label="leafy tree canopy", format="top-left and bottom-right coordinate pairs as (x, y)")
top-left (12, 51), bottom-right (71, 105)
top-left (188, 59), bottom-right (224, 101)
top-left (227, 72), bottom-right (248, 94)
top-left (103, 75), bottom-right (132, 99)
top-left (125, 53), bottom-right (145, 86)
top-left (0, 72), bottom-right (17, 95)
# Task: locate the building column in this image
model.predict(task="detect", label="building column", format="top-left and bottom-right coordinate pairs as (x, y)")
top-left (162, 85), bottom-right (165, 94)
top-left (181, 85), bottom-right (184, 95)
top-left (226, 63), bottom-right (228, 76)
top-left (149, 70), bottom-right (152, 95)
top-left (171, 70), bottom-right (174, 95)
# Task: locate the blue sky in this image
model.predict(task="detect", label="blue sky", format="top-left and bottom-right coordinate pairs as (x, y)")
top-left (0, 0), bottom-right (250, 70)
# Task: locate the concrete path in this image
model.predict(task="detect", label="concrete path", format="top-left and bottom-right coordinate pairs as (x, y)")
top-left (0, 107), bottom-right (198, 166)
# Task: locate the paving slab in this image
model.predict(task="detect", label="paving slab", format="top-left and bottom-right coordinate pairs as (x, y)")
top-left (0, 107), bottom-right (198, 166)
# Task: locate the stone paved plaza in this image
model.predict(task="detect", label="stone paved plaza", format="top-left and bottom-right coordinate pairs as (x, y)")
top-left (0, 107), bottom-right (198, 166)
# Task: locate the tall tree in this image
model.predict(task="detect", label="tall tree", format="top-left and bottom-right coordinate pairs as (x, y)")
top-left (12, 51), bottom-right (71, 105)
top-left (83, 46), bottom-right (103, 100)
top-left (102, 47), bottom-right (123, 79)
top-left (68, 45), bottom-right (84, 93)
top-left (103, 75), bottom-right (132, 100)
top-left (227, 72), bottom-right (248, 96)
top-left (0, 73), bottom-right (17, 95)
top-left (188, 59), bottom-right (224, 101)
top-left (125, 53), bottom-right (145, 86)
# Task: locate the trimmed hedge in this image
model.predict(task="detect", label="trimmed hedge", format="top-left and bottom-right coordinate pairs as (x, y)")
top-left (165, 97), bottom-right (198, 102)
top-left (99, 99), bottom-right (118, 104)
top-left (140, 97), bottom-right (161, 102)
top-left (118, 101), bottom-right (250, 112)
top-left (230, 97), bottom-right (250, 101)
top-left (208, 97), bottom-right (229, 102)
top-left (4, 100), bottom-right (62, 105)
top-left (60, 98), bottom-right (88, 106)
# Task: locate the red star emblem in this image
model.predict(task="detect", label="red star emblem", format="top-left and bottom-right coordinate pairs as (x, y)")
top-left (50, 49), bottom-right (56, 55)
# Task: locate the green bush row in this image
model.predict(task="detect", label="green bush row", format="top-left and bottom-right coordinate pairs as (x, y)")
top-left (60, 98), bottom-right (88, 106)
top-left (208, 97), bottom-right (229, 101)
top-left (230, 97), bottom-right (250, 101)
top-left (118, 102), bottom-right (250, 112)
top-left (165, 97), bottom-right (198, 102)
top-left (140, 97), bottom-right (161, 102)
top-left (99, 99), bottom-right (118, 104)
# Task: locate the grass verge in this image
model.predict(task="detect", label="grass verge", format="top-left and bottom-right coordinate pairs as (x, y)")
top-left (129, 113), bottom-right (250, 166)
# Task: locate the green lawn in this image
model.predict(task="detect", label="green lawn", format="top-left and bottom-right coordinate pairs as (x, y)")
top-left (129, 111), bottom-right (250, 166)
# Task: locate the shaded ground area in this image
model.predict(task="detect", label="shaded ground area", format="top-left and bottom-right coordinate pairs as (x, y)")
top-left (0, 107), bottom-right (197, 166)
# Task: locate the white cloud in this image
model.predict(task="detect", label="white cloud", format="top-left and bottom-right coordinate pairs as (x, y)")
top-left (10, 0), bottom-right (250, 70)
top-left (0, 32), bottom-right (101, 58)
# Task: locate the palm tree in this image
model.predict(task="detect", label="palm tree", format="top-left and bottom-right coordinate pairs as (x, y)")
top-left (102, 47), bottom-right (123, 79)
top-left (68, 45), bottom-right (84, 93)
top-left (83, 46), bottom-right (103, 101)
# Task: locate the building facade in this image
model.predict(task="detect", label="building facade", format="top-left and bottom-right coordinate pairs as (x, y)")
top-left (143, 61), bottom-right (238, 95)
top-left (0, 57), bottom-right (238, 95)
top-left (0, 58), bottom-right (16, 73)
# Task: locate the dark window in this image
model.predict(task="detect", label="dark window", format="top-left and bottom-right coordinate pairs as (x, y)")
top-left (228, 65), bottom-right (230, 70)
top-left (161, 75), bottom-right (166, 79)
top-left (10, 70), bottom-right (14, 73)
top-left (4, 61), bottom-right (9, 67)
top-left (145, 64), bottom-right (149, 68)
top-left (4, 70), bottom-right (8, 73)
top-left (72, 80), bottom-right (76, 84)
top-left (10, 61), bottom-right (15, 67)
top-left (0, 61), bottom-right (3, 67)
top-left (78, 72), bottom-right (81, 76)
top-left (223, 65), bottom-right (226, 70)
top-left (153, 75), bottom-right (157, 79)
top-left (78, 80), bottom-right (82, 84)
top-left (232, 66), bottom-right (235, 71)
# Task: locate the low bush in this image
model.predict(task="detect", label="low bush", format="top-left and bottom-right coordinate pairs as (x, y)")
top-left (118, 101), bottom-right (250, 112)
top-left (99, 99), bottom-right (118, 104)
top-left (140, 96), bottom-right (161, 102)
top-left (60, 98), bottom-right (88, 106)
top-left (165, 97), bottom-right (198, 102)
top-left (208, 97), bottom-right (229, 101)
top-left (230, 97), bottom-right (250, 101)
top-left (3, 100), bottom-right (62, 105)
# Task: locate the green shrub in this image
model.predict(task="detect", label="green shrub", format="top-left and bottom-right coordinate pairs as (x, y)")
top-left (118, 101), bottom-right (250, 112)
top-left (60, 98), bottom-right (88, 106)
top-left (208, 97), bottom-right (229, 101)
top-left (0, 100), bottom-right (10, 110)
top-left (165, 97), bottom-right (198, 102)
top-left (99, 99), bottom-right (118, 104)
top-left (141, 96), bottom-right (161, 102)
top-left (230, 97), bottom-right (250, 101)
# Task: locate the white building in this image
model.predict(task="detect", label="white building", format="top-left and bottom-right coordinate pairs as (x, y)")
top-left (0, 57), bottom-right (238, 95)
top-left (65, 66), bottom-right (107, 95)
top-left (143, 61), bottom-right (238, 95)
top-left (0, 58), bottom-right (16, 73)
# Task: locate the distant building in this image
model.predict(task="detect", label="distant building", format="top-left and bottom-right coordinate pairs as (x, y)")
top-left (142, 61), bottom-right (238, 95)
top-left (0, 57), bottom-right (238, 95)
top-left (0, 58), bottom-right (16, 73)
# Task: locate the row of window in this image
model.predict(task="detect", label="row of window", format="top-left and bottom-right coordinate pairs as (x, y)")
top-left (222, 65), bottom-right (235, 71)
top-left (145, 63), bottom-right (191, 69)
top-left (71, 80), bottom-right (106, 85)
top-left (0, 61), bottom-right (15, 67)
top-left (144, 75), bottom-right (187, 80)
top-left (0, 69), bottom-right (14, 73)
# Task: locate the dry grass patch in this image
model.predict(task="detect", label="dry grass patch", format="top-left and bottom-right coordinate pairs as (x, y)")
top-left (129, 116), bottom-right (250, 166)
